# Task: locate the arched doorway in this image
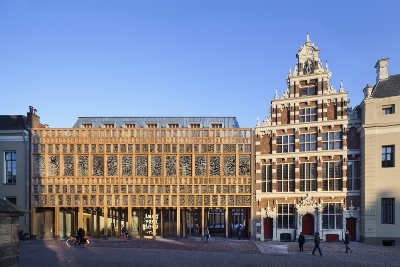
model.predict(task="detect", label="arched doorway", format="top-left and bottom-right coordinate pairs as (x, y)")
top-left (302, 213), bottom-right (314, 235)
top-left (263, 217), bottom-right (273, 240)
top-left (346, 217), bottom-right (357, 241)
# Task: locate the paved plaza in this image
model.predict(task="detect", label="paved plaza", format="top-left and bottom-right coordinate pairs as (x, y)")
top-left (18, 237), bottom-right (400, 267)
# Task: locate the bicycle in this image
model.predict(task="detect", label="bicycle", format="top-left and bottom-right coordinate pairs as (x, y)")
top-left (66, 236), bottom-right (89, 247)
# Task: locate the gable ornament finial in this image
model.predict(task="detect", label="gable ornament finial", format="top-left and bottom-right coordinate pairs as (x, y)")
top-left (325, 61), bottom-right (329, 71)
top-left (339, 80), bottom-right (344, 92)
top-left (274, 88), bottom-right (279, 99)
top-left (306, 32), bottom-right (311, 44)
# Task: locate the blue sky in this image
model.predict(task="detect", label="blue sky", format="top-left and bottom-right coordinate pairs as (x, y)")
top-left (1, 1), bottom-right (400, 128)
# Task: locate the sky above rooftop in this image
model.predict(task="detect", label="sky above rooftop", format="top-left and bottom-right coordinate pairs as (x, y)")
top-left (1, 1), bottom-right (400, 128)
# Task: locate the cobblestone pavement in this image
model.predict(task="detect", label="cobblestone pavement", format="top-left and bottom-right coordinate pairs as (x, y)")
top-left (18, 237), bottom-right (400, 267)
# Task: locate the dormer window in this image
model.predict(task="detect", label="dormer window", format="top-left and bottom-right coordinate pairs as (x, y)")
top-left (168, 124), bottom-right (179, 128)
top-left (301, 86), bottom-right (316, 96)
top-left (190, 124), bottom-right (201, 128)
top-left (211, 124), bottom-right (222, 128)
top-left (125, 124), bottom-right (136, 128)
top-left (82, 124), bottom-right (92, 128)
top-left (104, 124), bottom-right (114, 128)
top-left (147, 124), bottom-right (157, 128)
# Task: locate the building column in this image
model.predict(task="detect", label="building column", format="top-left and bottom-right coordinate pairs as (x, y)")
top-left (183, 209), bottom-right (187, 238)
top-left (127, 206), bottom-right (132, 239)
top-left (103, 207), bottom-right (108, 237)
top-left (152, 206), bottom-right (157, 239)
top-left (96, 208), bottom-right (100, 236)
top-left (54, 207), bottom-right (60, 239)
top-left (176, 207), bottom-right (180, 239)
top-left (90, 208), bottom-right (94, 237)
top-left (31, 207), bottom-right (37, 239)
top-left (78, 206), bottom-right (83, 231)
top-left (225, 208), bottom-right (229, 239)
top-left (201, 208), bottom-right (205, 242)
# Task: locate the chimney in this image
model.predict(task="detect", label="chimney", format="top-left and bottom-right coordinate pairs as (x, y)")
top-left (363, 84), bottom-right (373, 98)
top-left (374, 58), bottom-right (389, 83)
top-left (27, 106), bottom-right (41, 128)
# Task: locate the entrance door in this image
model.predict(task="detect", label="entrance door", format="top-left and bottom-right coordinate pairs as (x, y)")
top-left (302, 214), bottom-right (314, 235)
top-left (263, 217), bottom-right (273, 240)
top-left (346, 217), bottom-right (357, 241)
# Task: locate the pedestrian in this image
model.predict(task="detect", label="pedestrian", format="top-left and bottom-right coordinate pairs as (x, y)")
top-left (344, 230), bottom-right (352, 253)
top-left (237, 224), bottom-right (243, 240)
top-left (312, 231), bottom-right (323, 256)
top-left (195, 222), bottom-right (200, 235)
top-left (204, 227), bottom-right (210, 243)
top-left (298, 232), bottom-right (305, 252)
top-left (120, 226), bottom-right (127, 242)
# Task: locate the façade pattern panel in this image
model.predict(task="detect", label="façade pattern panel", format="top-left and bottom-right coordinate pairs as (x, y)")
top-left (224, 156), bottom-right (235, 176)
top-left (48, 155), bottom-right (60, 176)
top-left (122, 155), bottom-right (132, 176)
top-left (107, 155), bottom-right (118, 176)
top-left (136, 156), bottom-right (148, 176)
top-left (195, 155), bottom-right (206, 176)
top-left (179, 156), bottom-right (192, 176)
top-left (92, 155), bottom-right (104, 176)
top-left (33, 155), bottom-right (46, 176)
top-left (64, 156), bottom-right (74, 176)
top-left (78, 155), bottom-right (89, 176)
top-left (165, 156), bottom-right (176, 176)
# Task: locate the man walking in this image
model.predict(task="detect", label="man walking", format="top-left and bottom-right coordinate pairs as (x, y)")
top-left (298, 232), bottom-right (305, 252)
top-left (312, 231), bottom-right (323, 256)
top-left (344, 230), bottom-right (352, 253)
top-left (237, 224), bottom-right (243, 240)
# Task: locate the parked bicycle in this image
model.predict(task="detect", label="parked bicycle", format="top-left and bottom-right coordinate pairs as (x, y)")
top-left (66, 235), bottom-right (89, 247)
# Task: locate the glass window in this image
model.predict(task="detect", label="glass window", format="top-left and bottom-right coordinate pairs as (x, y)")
top-left (347, 161), bottom-right (361, 190)
top-left (300, 163), bottom-right (316, 191)
top-left (301, 86), bottom-right (316, 96)
top-left (5, 152), bottom-right (17, 184)
top-left (322, 203), bottom-right (342, 229)
top-left (300, 133), bottom-right (317, 151)
top-left (322, 161), bottom-right (342, 191)
top-left (277, 204), bottom-right (295, 229)
top-left (4, 197), bottom-right (17, 205)
top-left (381, 198), bottom-right (394, 224)
top-left (277, 135), bottom-right (295, 153)
top-left (382, 146), bottom-right (394, 167)
top-left (322, 132), bottom-right (342, 150)
top-left (382, 105), bottom-right (394, 115)
top-left (276, 164), bottom-right (295, 192)
top-left (261, 165), bottom-right (272, 192)
top-left (299, 107), bottom-right (317, 122)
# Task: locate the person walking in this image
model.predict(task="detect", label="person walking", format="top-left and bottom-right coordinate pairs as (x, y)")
top-left (237, 224), bottom-right (243, 240)
top-left (344, 230), bottom-right (352, 253)
top-left (298, 232), bottom-right (305, 252)
top-left (120, 225), bottom-right (127, 242)
top-left (204, 227), bottom-right (210, 243)
top-left (312, 231), bottom-right (323, 256)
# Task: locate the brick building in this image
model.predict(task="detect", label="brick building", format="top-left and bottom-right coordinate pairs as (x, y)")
top-left (254, 35), bottom-right (361, 242)
top-left (30, 116), bottom-right (253, 240)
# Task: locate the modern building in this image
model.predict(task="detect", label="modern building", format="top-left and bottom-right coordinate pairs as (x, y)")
top-left (359, 58), bottom-right (400, 246)
top-left (30, 116), bottom-right (253, 240)
top-left (0, 106), bottom-right (43, 236)
top-left (254, 35), bottom-right (362, 242)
